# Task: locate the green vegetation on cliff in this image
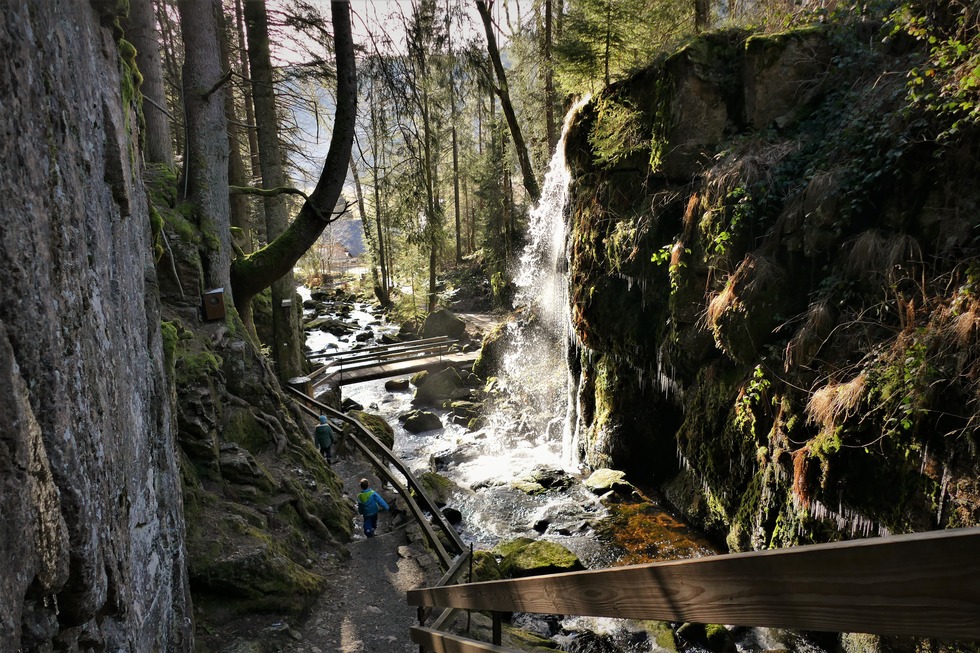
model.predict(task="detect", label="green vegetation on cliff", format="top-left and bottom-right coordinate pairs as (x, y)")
top-left (564, 1), bottom-right (980, 559)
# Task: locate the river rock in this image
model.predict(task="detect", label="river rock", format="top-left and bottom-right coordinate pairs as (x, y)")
top-left (675, 623), bottom-right (736, 653)
top-left (442, 507), bottom-right (463, 525)
top-left (350, 411), bottom-right (395, 450)
top-left (584, 468), bottom-right (632, 495)
top-left (385, 378), bottom-right (410, 391)
top-left (418, 471), bottom-right (458, 505)
top-left (413, 367), bottom-right (464, 406)
top-left (403, 410), bottom-right (443, 433)
top-left (470, 550), bottom-right (502, 583)
top-left (493, 537), bottom-right (584, 578)
top-left (421, 308), bottom-right (466, 340)
top-left (526, 465), bottom-right (573, 491)
top-left (342, 397), bottom-right (364, 412)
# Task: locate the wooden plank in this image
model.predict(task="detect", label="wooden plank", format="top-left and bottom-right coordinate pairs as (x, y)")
top-left (421, 552), bottom-right (473, 626)
top-left (409, 627), bottom-right (522, 653)
top-left (307, 336), bottom-right (454, 360)
top-left (407, 528), bottom-right (980, 640)
top-left (333, 353), bottom-right (478, 386)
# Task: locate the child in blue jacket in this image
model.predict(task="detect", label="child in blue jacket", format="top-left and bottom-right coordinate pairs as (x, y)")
top-left (357, 478), bottom-right (389, 537)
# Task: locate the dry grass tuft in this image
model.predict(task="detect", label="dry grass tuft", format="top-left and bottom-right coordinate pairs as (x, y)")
top-left (842, 230), bottom-right (922, 285)
top-left (785, 299), bottom-right (835, 371)
top-left (683, 192), bottom-right (701, 237)
top-left (806, 372), bottom-right (868, 433)
top-left (707, 282), bottom-right (737, 331)
top-left (953, 304), bottom-right (980, 347)
top-left (706, 254), bottom-right (782, 334)
top-left (792, 447), bottom-right (813, 508)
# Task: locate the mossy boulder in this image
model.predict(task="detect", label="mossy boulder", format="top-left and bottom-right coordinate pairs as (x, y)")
top-left (469, 549), bottom-right (503, 583)
top-left (417, 471), bottom-right (458, 506)
top-left (675, 623), bottom-right (736, 653)
top-left (473, 319), bottom-right (510, 379)
top-left (350, 410), bottom-right (395, 451)
top-left (584, 468), bottom-right (633, 495)
top-left (413, 366), bottom-right (465, 406)
top-left (493, 537), bottom-right (585, 578)
top-left (403, 410), bottom-right (443, 433)
top-left (422, 308), bottom-right (466, 340)
top-left (185, 501), bottom-right (328, 615)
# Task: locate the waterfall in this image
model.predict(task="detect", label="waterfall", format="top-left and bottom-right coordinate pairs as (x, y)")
top-left (492, 96), bottom-right (591, 471)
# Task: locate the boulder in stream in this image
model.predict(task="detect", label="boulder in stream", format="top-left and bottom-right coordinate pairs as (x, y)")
top-left (583, 468), bottom-right (633, 495)
top-left (413, 367), bottom-right (464, 406)
top-left (493, 537), bottom-right (584, 578)
top-left (384, 378), bottom-right (410, 392)
top-left (402, 410), bottom-right (443, 433)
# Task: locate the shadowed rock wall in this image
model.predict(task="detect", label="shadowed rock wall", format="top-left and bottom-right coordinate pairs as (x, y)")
top-left (0, 1), bottom-right (192, 650)
top-left (564, 24), bottom-right (980, 551)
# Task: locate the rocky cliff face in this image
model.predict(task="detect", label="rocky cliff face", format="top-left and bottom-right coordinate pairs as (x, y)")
top-left (564, 21), bottom-right (980, 550)
top-left (0, 1), bottom-right (192, 650)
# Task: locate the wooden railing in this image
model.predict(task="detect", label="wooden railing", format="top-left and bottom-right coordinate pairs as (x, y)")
top-left (305, 336), bottom-right (469, 386)
top-left (287, 386), bottom-right (466, 567)
top-left (407, 527), bottom-right (980, 652)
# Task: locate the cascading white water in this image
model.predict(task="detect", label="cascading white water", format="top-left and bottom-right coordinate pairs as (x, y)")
top-left (492, 96), bottom-right (591, 471)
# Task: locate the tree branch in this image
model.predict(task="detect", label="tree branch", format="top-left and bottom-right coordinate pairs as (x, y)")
top-left (202, 68), bottom-right (233, 100)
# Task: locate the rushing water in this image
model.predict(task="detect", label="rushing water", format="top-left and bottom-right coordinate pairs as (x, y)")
top-left (304, 100), bottom-right (828, 651)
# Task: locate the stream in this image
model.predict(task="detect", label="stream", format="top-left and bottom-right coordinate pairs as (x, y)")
top-left (298, 97), bottom-right (830, 652)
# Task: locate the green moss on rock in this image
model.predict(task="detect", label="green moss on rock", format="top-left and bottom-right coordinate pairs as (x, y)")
top-left (493, 537), bottom-right (584, 578)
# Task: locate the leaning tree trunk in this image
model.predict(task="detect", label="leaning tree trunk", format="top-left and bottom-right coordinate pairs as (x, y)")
top-left (230, 1), bottom-right (356, 309)
top-left (243, 0), bottom-right (305, 381)
top-left (126, 0), bottom-right (174, 167)
top-left (475, 0), bottom-right (540, 203)
top-left (178, 0), bottom-right (232, 294)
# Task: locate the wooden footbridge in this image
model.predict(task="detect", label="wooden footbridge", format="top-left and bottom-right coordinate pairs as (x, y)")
top-left (304, 335), bottom-right (478, 387)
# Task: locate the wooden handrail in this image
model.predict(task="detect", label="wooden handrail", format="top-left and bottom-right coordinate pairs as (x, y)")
top-left (325, 342), bottom-right (456, 369)
top-left (307, 336), bottom-right (456, 360)
top-left (408, 527), bottom-right (980, 640)
top-left (286, 387), bottom-right (466, 558)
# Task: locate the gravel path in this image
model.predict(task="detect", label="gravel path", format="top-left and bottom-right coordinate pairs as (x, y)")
top-left (265, 455), bottom-right (444, 653)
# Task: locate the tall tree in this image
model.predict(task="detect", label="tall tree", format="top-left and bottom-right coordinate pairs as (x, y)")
top-left (178, 0), bottom-right (232, 293)
top-left (475, 0), bottom-right (540, 202)
top-left (544, 0), bottom-right (557, 152)
top-left (243, 0), bottom-right (305, 380)
top-left (555, 0), bottom-right (691, 93)
top-left (218, 9), bottom-right (254, 254)
top-left (230, 1), bottom-right (356, 314)
top-left (126, 0), bottom-right (174, 167)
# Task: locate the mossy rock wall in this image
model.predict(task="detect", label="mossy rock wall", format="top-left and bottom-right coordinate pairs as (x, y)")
top-left (148, 163), bottom-right (356, 626)
top-left (565, 22), bottom-right (980, 553)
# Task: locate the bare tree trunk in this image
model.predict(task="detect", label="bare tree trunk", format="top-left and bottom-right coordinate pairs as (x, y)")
top-left (127, 0), bottom-right (174, 167)
top-left (349, 153), bottom-right (387, 306)
top-left (452, 125), bottom-right (462, 265)
top-left (543, 0), bottom-right (557, 153)
top-left (218, 9), bottom-right (253, 254)
top-left (695, 0), bottom-right (711, 32)
top-left (367, 93), bottom-right (390, 304)
top-left (230, 1), bottom-right (356, 308)
top-left (234, 0), bottom-right (262, 180)
top-left (475, 0), bottom-right (540, 202)
top-left (178, 0), bottom-right (232, 293)
top-left (604, 0), bottom-right (612, 86)
top-left (243, 0), bottom-right (304, 380)
top-left (157, 0), bottom-right (184, 163)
